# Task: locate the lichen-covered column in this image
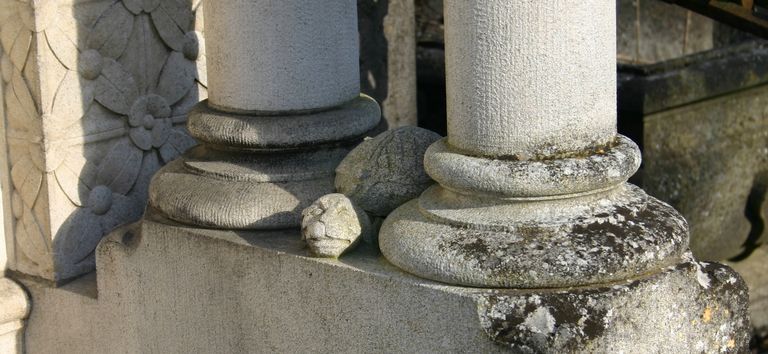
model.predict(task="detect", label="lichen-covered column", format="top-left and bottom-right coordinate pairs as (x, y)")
top-left (149, 0), bottom-right (380, 229)
top-left (380, 0), bottom-right (751, 350)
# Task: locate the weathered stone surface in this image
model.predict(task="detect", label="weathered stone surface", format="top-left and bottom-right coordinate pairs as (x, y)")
top-left (18, 217), bottom-right (750, 353)
top-left (478, 258), bottom-right (750, 353)
top-left (0, 277), bottom-right (29, 354)
top-left (148, 147), bottom-right (348, 230)
top-left (0, 0), bottom-right (414, 282)
top-left (335, 126), bottom-right (441, 217)
top-left (205, 0), bottom-right (358, 112)
top-left (187, 95), bottom-right (381, 149)
top-left (617, 0), bottom-right (716, 64)
top-left (148, 0), bottom-right (381, 231)
top-left (301, 194), bottom-right (370, 258)
top-left (628, 41), bottom-right (768, 116)
top-left (727, 247), bottom-right (768, 339)
top-left (645, 82), bottom-right (768, 261)
top-left (381, 183), bottom-right (689, 288)
top-left (424, 136), bottom-right (641, 198)
top-left (149, 94), bottom-right (380, 230)
top-left (0, 0), bottom-right (206, 282)
top-left (444, 1), bottom-right (616, 158)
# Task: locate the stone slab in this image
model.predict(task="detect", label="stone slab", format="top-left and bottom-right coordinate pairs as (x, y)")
top-left (645, 82), bottom-right (768, 261)
top-left (18, 214), bottom-right (750, 353)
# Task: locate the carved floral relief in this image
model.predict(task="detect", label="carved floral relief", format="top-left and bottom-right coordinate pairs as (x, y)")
top-left (0, 0), bottom-right (206, 281)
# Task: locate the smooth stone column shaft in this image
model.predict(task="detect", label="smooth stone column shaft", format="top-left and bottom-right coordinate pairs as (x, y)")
top-left (444, 0), bottom-right (617, 158)
top-left (204, 0), bottom-right (361, 112)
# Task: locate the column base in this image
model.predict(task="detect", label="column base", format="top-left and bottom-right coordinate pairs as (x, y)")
top-left (380, 183), bottom-right (689, 288)
top-left (148, 147), bottom-right (350, 229)
top-left (148, 95), bottom-right (381, 229)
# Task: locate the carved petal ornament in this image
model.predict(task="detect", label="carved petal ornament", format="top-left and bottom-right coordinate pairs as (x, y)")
top-left (0, 0), bottom-right (205, 279)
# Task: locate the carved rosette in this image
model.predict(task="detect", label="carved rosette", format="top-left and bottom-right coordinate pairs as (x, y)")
top-left (0, 0), bottom-right (206, 281)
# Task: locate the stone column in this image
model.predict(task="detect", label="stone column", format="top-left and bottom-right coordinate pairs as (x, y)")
top-left (380, 0), bottom-right (750, 349)
top-left (148, 0), bottom-right (380, 229)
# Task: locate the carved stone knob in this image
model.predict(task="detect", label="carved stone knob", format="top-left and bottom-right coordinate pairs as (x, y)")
top-left (301, 194), bottom-right (371, 258)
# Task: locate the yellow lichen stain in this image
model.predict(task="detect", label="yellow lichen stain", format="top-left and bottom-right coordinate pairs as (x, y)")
top-left (727, 339), bottom-right (735, 349)
top-left (702, 307), bottom-right (713, 323)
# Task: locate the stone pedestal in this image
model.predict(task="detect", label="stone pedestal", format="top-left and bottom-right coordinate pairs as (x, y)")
top-left (148, 0), bottom-right (380, 229)
top-left (379, 0), bottom-right (751, 349)
top-left (13, 216), bottom-right (750, 352)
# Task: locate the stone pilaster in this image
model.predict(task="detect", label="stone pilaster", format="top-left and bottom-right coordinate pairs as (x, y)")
top-left (0, 0), bottom-right (206, 282)
top-left (379, 0), bottom-right (751, 350)
top-left (148, 0), bottom-right (380, 229)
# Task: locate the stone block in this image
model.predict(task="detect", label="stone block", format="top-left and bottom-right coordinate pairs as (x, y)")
top-left (645, 76), bottom-right (768, 261)
top-left (14, 214), bottom-right (750, 353)
top-left (0, 0), bottom-right (207, 282)
top-left (89, 216), bottom-right (753, 351)
top-left (617, 0), bottom-right (716, 64)
top-left (0, 277), bottom-right (29, 354)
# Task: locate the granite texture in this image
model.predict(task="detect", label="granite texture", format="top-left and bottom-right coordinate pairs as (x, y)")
top-left (15, 218), bottom-right (750, 353)
top-left (443, 0), bottom-right (616, 157)
top-left (204, 0), bottom-right (359, 112)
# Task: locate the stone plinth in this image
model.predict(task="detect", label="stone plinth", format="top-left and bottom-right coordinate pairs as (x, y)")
top-left (14, 216), bottom-right (751, 352)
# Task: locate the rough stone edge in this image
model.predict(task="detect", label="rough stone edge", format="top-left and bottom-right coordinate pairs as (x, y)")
top-left (0, 277), bottom-right (29, 354)
top-left (425, 135), bottom-right (640, 198)
top-left (188, 95), bottom-right (381, 149)
top-left (474, 260), bottom-right (751, 353)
